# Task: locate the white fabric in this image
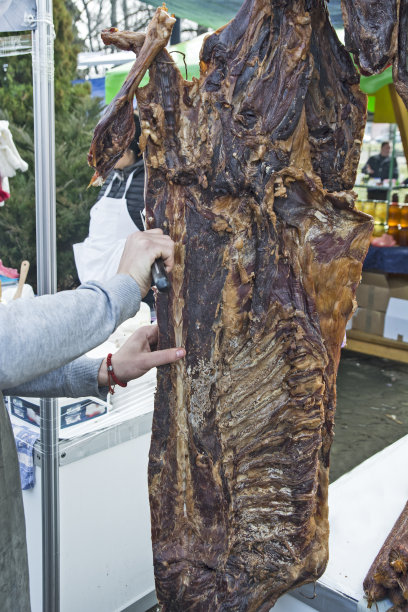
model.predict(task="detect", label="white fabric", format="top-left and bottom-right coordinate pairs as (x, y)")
top-left (73, 169), bottom-right (140, 283)
top-left (0, 121), bottom-right (28, 178)
top-left (1, 284), bottom-right (34, 304)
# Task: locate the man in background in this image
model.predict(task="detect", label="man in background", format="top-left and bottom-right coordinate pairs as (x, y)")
top-left (362, 141), bottom-right (399, 200)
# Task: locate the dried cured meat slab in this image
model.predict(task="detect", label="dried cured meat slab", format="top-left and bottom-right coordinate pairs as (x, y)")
top-left (341, 0), bottom-right (399, 75)
top-left (341, 0), bottom-right (408, 110)
top-left (89, 1), bottom-right (373, 609)
top-left (393, 0), bottom-right (408, 108)
top-left (364, 501), bottom-right (408, 609)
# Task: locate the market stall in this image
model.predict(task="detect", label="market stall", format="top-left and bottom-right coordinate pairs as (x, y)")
top-left (2, 1), bottom-right (408, 612)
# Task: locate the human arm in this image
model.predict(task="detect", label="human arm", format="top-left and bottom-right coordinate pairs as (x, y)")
top-left (4, 325), bottom-right (186, 399)
top-left (362, 156), bottom-right (375, 175)
top-left (0, 275), bottom-right (141, 392)
top-left (97, 325), bottom-right (185, 387)
top-left (4, 355), bottom-right (107, 399)
top-left (1, 229), bottom-right (175, 392)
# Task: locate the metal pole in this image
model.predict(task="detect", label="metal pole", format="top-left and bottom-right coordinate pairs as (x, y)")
top-left (387, 123), bottom-right (397, 206)
top-left (31, 1), bottom-right (60, 611)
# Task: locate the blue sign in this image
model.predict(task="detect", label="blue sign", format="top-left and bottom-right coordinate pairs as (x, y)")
top-left (0, 0), bottom-right (37, 32)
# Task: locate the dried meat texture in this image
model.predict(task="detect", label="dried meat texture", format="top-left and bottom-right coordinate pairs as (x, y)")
top-left (306, 3), bottom-right (366, 191)
top-left (87, 8), bottom-right (175, 185)
top-left (393, 0), bottom-right (408, 108)
top-left (364, 501), bottom-right (408, 608)
top-left (92, 0), bottom-right (372, 609)
top-left (341, 0), bottom-right (399, 76)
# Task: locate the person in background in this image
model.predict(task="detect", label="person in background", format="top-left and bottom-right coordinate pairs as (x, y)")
top-left (74, 112), bottom-right (155, 310)
top-left (362, 141), bottom-right (399, 200)
top-left (0, 230), bottom-right (185, 612)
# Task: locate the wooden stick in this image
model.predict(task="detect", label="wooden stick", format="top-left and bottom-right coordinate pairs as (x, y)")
top-left (12, 260), bottom-right (30, 300)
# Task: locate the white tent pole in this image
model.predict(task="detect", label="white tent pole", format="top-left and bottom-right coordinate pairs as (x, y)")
top-left (31, 1), bottom-right (60, 611)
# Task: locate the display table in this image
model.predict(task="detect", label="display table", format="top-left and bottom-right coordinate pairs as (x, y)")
top-left (346, 246), bottom-right (408, 362)
top-left (20, 375), bottom-right (158, 612)
top-left (363, 245), bottom-right (408, 274)
top-left (346, 329), bottom-right (408, 364)
top-left (274, 434), bottom-right (408, 611)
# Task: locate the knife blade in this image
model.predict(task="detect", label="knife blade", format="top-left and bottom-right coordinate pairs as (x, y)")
top-left (140, 211), bottom-right (171, 292)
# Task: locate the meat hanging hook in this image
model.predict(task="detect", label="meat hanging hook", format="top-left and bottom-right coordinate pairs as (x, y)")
top-left (299, 581), bottom-right (317, 600)
top-left (168, 50), bottom-right (188, 80)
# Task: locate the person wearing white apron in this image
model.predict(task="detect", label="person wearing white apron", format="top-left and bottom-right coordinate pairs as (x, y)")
top-left (73, 166), bottom-right (140, 283)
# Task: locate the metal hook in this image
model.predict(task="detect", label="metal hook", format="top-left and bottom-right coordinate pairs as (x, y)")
top-left (169, 49), bottom-right (188, 79)
top-left (299, 581), bottom-right (317, 600)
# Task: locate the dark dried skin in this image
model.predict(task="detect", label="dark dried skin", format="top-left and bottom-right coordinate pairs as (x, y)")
top-left (341, 0), bottom-right (399, 76)
top-left (87, 7), bottom-right (175, 185)
top-left (364, 501), bottom-right (408, 607)
top-left (134, 1), bottom-right (371, 609)
top-left (305, 2), bottom-right (366, 191)
top-left (393, 0), bottom-right (408, 108)
top-left (92, 0), bottom-right (372, 609)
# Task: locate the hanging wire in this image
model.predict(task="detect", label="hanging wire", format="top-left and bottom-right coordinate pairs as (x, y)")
top-left (31, 11), bottom-right (55, 81)
top-left (0, 33), bottom-right (31, 57)
top-left (169, 49), bottom-right (188, 79)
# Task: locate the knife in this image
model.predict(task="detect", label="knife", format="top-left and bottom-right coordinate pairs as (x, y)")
top-left (140, 211), bottom-right (171, 292)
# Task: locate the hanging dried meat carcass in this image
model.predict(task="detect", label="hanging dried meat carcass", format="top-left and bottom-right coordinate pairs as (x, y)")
top-left (340, 0), bottom-right (399, 75)
top-left (341, 0), bottom-right (408, 110)
top-left (393, 0), bottom-right (408, 108)
top-left (89, 1), bottom-right (373, 609)
top-left (364, 501), bottom-right (408, 609)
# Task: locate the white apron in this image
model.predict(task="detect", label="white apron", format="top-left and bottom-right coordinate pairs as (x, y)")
top-left (73, 170), bottom-right (140, 283)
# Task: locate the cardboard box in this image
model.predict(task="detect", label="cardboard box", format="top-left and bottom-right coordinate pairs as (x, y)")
top-left (384, 298), bottom-right (408, 343)
top-left (8, 396), bottom-right (108, 429)
top-left (356, 272), bottom-right (390, 312)
top-left (352, 307), bottom-right (385, 336)
top-left (388, 275), bottom-right (408, 301)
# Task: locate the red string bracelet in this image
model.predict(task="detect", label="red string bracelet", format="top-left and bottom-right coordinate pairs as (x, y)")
top-left (106, 353), bottom-right (127, 395)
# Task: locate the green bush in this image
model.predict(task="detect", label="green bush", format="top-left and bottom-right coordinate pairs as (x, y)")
top-left (0, 0), bottom-right (103, 291)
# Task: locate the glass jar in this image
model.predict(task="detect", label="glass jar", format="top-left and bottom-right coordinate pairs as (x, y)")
top-left (363, 201), bottom-right (376, 217)
top-left (374, 202), bottom-right (387, 225)
top-left (388, 203), bottom-right (401, 227)
top-left (398, 228), bottom-right (408, 246)
top-left (387, 226), bottom-right (399, 244)
top-left (372, 223), bottom-right (385, 237)
top-left (400, 205), bottom-right (408, 229)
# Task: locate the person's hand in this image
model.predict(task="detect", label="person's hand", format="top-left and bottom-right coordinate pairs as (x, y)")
top-left (117, 229), bottom-right (174, 296)
top-left (366, 163), bottom-right (373, 175)
top-left (97, 325), bottom-right (185, 387)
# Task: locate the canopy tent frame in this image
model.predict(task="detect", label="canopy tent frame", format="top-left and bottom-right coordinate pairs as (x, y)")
top-left (1, 1), bottom-right (60, 611)
top-left (31, 1), bottom-right (60, 611)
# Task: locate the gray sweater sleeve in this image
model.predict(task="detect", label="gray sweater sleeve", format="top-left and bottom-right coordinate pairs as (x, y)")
top-left (0, 275), bottom-right (141, 395)
top-left (4, 356), bottom-right (108, 399)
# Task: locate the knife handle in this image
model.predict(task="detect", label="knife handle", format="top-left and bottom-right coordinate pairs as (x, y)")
top-left (151, 258), bottom-right (170, 292)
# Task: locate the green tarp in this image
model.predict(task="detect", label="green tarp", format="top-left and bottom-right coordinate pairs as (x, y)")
top-left (143, 0), bottom-right (344, 29)
top-left (149, 0), bottom-right (242, 30)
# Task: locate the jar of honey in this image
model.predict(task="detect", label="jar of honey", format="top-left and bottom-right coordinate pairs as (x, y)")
top-left (363, 201), bottom-right (376, 217)
top-left (388, 203), bottom-right (401, 227)
top-left (400, 205), bottom-right (408, 229)
top-left (374, 202), bottom-right (387, 225)
top-left (387, 226), bottom-right (399, 243)
top-left (398, 228), bottom-right (408, 246)
top-left (372, 224), bottom-right (385, 237)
